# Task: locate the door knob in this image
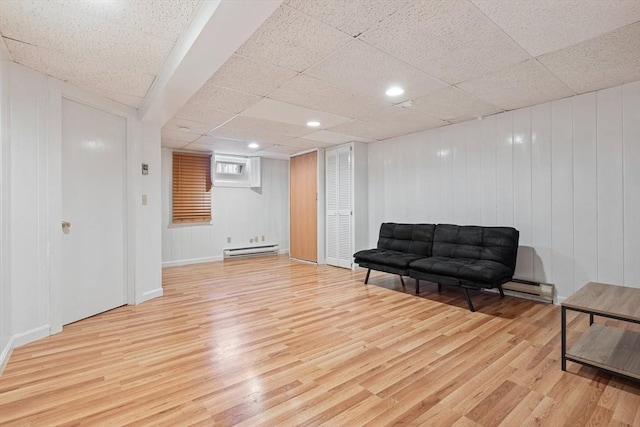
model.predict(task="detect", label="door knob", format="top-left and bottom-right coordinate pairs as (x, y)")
top-left (62, 221), bottom-right (71, 230)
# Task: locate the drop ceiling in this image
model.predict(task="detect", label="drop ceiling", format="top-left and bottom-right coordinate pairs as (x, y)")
top-left (1, 0), bottom-right (639, 159)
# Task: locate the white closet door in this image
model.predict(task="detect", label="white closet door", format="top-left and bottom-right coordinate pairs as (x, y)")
top-left (337, 146), bottom-right (352, 268)
top-left (326, 149), bottom-right (338, 265)
top-left (326, 146), bottom-right (352, 268)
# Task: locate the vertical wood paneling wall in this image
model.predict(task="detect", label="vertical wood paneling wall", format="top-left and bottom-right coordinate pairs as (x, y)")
top-left (161, 150), bottom-right (290, 265)
top-left (368, 81), bottom-right (640, 300)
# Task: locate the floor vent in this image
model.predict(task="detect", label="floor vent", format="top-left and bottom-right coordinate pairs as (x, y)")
top-left (223, 244), bottom-right (279, 259)
top-left (484, 278), bottom-right (555, 303)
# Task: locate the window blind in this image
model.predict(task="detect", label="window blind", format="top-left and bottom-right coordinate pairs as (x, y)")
top-left (172, 152), bottom-right (212, 223)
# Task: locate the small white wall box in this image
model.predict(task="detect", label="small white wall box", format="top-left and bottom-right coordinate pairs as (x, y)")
top-left (213, 154), bottom-right (261, 188)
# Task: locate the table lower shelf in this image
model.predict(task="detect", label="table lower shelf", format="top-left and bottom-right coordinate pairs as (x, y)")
top-left (566, 323), bottom-right (640, 380)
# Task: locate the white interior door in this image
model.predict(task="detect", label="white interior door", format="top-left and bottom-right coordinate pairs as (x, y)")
top-left (326, 145), bottom-right (352, 269)
top-left (61, 99), bottom-right (126, 325)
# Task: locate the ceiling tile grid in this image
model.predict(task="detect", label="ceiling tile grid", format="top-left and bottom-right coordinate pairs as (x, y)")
top-left (2, 0), bottom-right (637, 158)
top-left (457, 59), bottom-right (576, 111)
top-left (235, 5), bottom-right (353, 72)
top-left (359, 0), bottom-right (530, 85)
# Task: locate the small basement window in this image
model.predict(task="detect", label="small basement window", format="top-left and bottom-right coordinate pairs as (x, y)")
top-left (172, 151), bottom-right (212, 224)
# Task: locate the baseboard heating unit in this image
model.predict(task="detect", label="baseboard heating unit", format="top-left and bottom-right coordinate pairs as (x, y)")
top-left (484, 278), bottom-right (555, 303)
top-left (223, 244), bottom-right (280, 259)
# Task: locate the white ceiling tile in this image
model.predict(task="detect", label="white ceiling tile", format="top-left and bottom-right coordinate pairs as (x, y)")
top-left (5, 39), bottom-right (155, 98)
top-left (241, 98), bottom-right (352, 128)
top-left (190, 137), bottom-right (260, 156)
top-left (102, 91), bottom-right (145, 109)
top-left (359, 0), bottom-right (529, 84)
top-left (206, 54), bottom-right (298, 97)
top-left (284, 138), bottom-right (336, 149)
top-left (181, 84), bottom-right (263, 115)
top-left (269, 74), bottom-right (391, 119)
top-left (181, 143), bottom-right (214, 153)
top-left (409, 87), bottom-right (503, 122)
top-left (284, 0), bottom-right (412, 37)
top-left (161, 129), bottom-right (200, 143)
top-left (161, 139), bottom-right (190, 149)
top-left (301, 130), bottom-right (375, 144)
top-left (208, 126), bottom-right (302, 147)
top-left (222, 116), bottom-right (313, 138)
top-left (471, 0), bottom-right (640, 57)
top-left (457, 60), bottom-right (575, 111)
top-left (307, 40), bottom-right (447, 102)
top-left (163, 118), bottom-right (218, 136)
top-left (57, 0), bottom-right (200, 42)
top-left (263, 144), bottom-right (304, 154)
top-left (329, 106), bottom-right (447, 140)
top-left (174, 99), bottom-right (236, 127)
top-left (235, 5), bottom-right (352, 72)
top-left (0, 1), bottom-right (173, 75)
top-left (537, 23), bottom-right (640, 95)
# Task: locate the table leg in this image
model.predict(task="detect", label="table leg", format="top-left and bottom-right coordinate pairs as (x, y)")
top-left (561, 306), bottom-right (567, 371)
top-left (589, 313), bottom-right (594, 325)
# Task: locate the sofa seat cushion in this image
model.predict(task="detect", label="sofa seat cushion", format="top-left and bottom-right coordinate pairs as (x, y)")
top-left (354, 249), bottom-right (425, 269)
top-left (409, 256), bottom-right (512, 284)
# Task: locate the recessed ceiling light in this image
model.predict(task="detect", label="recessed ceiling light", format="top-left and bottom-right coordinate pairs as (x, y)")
top-left (248, 142), bottom-right (259, 149)
top-left (385, 86), bottom-right (404, 97)
top-left (178, 126), bottom-right (190, 133)
top-left (306, 121), bottom-right (321, 127)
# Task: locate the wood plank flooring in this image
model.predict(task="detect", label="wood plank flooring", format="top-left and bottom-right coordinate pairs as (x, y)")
top-left (1, 255), bottom-right (639, 426)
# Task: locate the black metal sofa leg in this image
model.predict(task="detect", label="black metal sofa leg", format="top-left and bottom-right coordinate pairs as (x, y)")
top-left (399, 275), bottom-right (405, 287)
top-left (364, 269), bottom-right (371, 284)
top-left (498, 284), bottom-right (505, 298)
top-left (463, 288), bottom-right (476, 312)
top-left (415, 279), bottom-right (420, 294)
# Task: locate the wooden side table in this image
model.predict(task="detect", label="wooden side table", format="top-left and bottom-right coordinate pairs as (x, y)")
top-left (561, 282), bottom-right (640, 381)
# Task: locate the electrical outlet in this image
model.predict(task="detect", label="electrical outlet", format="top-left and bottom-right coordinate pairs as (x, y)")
top-left (255, 236), bottom-right (259, 242)
top-left (261, 235), bottom-right (265, 241)
top-left (250, 238), bottom-right (254, 243)
top-left (227, 237), bottom-right (231, 243)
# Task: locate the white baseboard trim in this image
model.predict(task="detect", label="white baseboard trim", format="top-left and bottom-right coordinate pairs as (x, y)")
top-left (162, 255), bottom-right (223, 267)
top-left (140, 287), bottom-right (163, 303)
top-left (13, 325), bottom-right (51, 347)
top-left (1, 324), bottom-right (52, 373)
top-left (0, 337), bottom-right (14, 375)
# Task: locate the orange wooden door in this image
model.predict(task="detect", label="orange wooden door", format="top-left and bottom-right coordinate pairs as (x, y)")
top-left (290, 151), bottom-right (317, 262)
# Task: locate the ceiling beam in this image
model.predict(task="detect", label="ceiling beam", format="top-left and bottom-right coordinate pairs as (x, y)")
top-left (140, 0), bottom-right (282, 127)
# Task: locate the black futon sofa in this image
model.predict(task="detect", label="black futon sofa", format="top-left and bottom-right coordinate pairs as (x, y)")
top-left (354, 223), bottom-right (519, 312)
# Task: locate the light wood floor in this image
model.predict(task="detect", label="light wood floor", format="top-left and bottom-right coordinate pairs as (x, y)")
top-left (1, 255), bottom-right (639, 426)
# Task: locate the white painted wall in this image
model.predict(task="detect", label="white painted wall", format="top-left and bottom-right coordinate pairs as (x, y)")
top-left (368, 81), bottom-right (640, 301)
top-left (161, 148), bottom-right (289, 265)
top-left (1, 62), bottom-right (162, 372)
top-left (0, 41), bottom-right (12, 370)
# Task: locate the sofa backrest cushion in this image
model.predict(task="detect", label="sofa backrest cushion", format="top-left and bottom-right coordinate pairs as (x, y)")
top-left (432, 225), bottom-right (519, 271)
top-left (377, 223), bottom-right (436, 256)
